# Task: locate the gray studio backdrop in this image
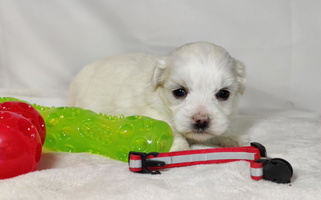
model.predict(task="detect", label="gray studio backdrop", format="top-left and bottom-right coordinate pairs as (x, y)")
top-left (0, 0), bottom-right (320, 116)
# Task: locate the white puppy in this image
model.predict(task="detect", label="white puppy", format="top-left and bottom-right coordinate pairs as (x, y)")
top-left (68, 42), bottom-right (246, 151)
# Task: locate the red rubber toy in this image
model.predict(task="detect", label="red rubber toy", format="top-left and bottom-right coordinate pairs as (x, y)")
top-left (0, 102), bottom-right (44, 179)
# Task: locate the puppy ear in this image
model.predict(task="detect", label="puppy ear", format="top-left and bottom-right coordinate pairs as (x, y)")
top-left (152, 57), bottom-right (168, 89)
top-left (235, 60), bottom-right (246, 94)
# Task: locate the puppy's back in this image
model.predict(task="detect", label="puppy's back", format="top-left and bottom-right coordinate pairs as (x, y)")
top-left (68, 53), bottom-right (159, 115)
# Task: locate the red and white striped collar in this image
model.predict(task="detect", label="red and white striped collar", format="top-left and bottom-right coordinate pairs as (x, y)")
top-left (128, 142), bottom-right (293, 184)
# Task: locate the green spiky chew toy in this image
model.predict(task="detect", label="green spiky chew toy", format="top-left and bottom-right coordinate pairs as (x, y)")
top-left (0, 97), bottom-right (173, 162)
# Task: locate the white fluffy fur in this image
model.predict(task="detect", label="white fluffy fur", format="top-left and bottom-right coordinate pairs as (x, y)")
top-left (68, 42), bottom-right (246, 151)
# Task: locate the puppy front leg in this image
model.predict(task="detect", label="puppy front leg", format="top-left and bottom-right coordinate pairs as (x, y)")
top-left (211, 135), bottom-right (240, 147)
top-left (209, 132), bottom-right (249, 147)
top-left (170, 133), bottom-right (190, 152)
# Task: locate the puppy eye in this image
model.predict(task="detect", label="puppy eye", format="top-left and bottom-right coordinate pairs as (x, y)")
top-left (172, 88), bottom-right (188, 99)
top-left (216, 89), bottom-right (230, 101)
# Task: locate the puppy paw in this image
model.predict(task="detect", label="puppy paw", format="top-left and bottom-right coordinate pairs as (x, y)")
top-left (210, 135), bottom-right (240, 147)
top-left (170, 135), bottom-right (190, 152)
top-left (170, 142), bottom-right (190, 152)
top-left (191, 144), bottom-right (220, 150)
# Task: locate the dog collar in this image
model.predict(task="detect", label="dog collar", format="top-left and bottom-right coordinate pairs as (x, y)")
top-left (128, 142), bottom-right (293, 184)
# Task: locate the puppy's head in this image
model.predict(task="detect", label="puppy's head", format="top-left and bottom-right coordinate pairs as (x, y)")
top-left (153, 42), bottom-right (246, 142)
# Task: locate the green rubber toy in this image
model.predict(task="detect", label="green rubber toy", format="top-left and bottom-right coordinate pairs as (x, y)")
top-left (0, 97), bottom-right (173, 162)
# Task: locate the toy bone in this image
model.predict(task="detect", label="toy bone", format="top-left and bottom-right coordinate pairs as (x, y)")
top-left (0, 97), bottom-right (173, 162)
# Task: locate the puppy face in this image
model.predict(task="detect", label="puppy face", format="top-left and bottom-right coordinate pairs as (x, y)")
top-left (153, 42), bottom-right (245, 142)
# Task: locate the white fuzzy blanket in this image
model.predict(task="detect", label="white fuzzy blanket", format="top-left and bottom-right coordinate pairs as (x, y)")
top-left (0, 91), bottom-right (320, 200)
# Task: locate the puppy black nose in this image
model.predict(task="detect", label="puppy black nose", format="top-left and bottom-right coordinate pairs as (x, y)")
top-left (192, 114), bottom-right (210, 131)
top-left (194, 120), bottom-right (209, 130)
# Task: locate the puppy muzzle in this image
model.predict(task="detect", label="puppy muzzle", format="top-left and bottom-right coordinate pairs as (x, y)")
top-left (192, 114), bottom-right (210, 132)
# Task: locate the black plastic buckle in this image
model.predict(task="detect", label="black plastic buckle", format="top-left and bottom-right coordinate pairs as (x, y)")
top-left (129, 151), bottom-right (165, 175)
top-left (250, 142), bottom-right (267, 157)
top-left (256, 158), bottom-right (293, 183)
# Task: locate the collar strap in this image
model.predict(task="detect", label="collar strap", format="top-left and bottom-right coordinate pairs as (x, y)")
top-left (128, 142), bottom-right (293, 184)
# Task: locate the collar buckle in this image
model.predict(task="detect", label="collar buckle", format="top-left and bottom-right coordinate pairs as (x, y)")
top-left (128, 151), bottom-right (165, 174)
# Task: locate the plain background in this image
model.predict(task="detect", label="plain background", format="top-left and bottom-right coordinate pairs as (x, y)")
top-left (0, 0), bottom-right (320, 116)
